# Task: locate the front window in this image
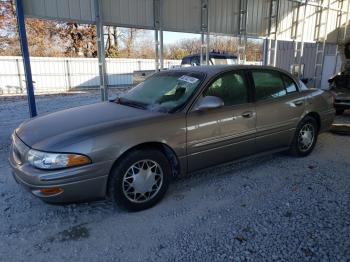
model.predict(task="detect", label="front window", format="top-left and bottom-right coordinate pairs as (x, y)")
top-left (118, 71), bottom-right (204, 112)
top-left (203, 71), bottom-right (248, 106)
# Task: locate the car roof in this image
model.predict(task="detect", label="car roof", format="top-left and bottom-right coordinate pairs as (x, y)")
top-left (168, 65), bottom-right (294, 79)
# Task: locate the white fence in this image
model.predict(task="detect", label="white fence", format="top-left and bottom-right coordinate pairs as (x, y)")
top-left (0, 56), bottom-right (181, 94)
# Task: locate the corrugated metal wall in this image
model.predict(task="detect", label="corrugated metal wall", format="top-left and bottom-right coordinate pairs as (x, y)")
top-left (208, 0), bottom-right (240, 35)
top-left (162, 0), bottom-right (202, 33)
top-left (102, 0), bottom-right (154, 29)
top-left (23, 0), bottom-right (96, 24)
top-left (277, 0), bottom-right (349, 43)
top-left (276, 40), bottom-right (337, 79)
top-left (23, 0), bottom-right (350, 43)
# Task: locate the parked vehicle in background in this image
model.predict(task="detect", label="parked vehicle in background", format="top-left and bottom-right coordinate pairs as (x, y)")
top-left (328, 72), bottom-right (350, 115)
top-left (181, 51), bottom-right (238, 67)
top-left (9, 65), bottom-right (335, 211)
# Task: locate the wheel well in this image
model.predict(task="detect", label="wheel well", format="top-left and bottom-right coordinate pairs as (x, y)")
top-left (305, 112), bottom-right (321, 131)
top-left (106, 142), bottom-right (181, 197)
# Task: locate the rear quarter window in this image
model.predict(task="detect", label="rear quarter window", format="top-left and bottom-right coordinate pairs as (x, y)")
top-left (282, 75), bottom-right (298, 93)
top-left (252, 70), bottom-right (286, 101)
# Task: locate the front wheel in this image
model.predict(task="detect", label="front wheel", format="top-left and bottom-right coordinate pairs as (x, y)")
top-left (289, 116), bottom-right (318, 157)
top-left (108, 149), bottom-right (171, 211)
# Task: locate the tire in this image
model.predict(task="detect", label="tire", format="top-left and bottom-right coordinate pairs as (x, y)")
top-left (289, 116), bottom-right (319, 157)
top-left (108, 149), bottom-right (171, 211)
top-left (336, 109), bottom-right (344, 115)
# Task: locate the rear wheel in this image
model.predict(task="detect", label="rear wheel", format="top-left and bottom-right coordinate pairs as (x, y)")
top-left (289, 116), bottom-right (318, 157)
top-left (108, 149), bottom-right (171, 211)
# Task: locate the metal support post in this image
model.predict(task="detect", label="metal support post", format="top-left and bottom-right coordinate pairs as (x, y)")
top-left (94, 0), bottom-right (108, 101)
top-left (291, 0), bottom-right (307, 79)
top-left (159, 29), bottom-right (164, 69)
top-left (200, 32), bottom-right (205, 65)
top-left (154, 30), bottom-right (159, 71)
top-left (65, 59), bottom-right (72, 91)
top-left (238, 0), bottom-right (248, 64)
top-left (206, 28), bottom-right (210, 65)
top-left (15, 0), bottom-right (37, 117)
top-left (15, 58), bottom-right (23, 93)
top-left (313, 0), bottom-right (330, 88)
top-left (266, 0), bottom-right (279, 66)
top-left (297, 1), bottom-right (307, 78)
top-left (201, 0), bottom-right (209, 65)
top-left (334, 0), bottom-right (349, 74)
top-left (154, 0), bottom-right (161, 71)
top-left (263, 38), bottom-right (269, 66)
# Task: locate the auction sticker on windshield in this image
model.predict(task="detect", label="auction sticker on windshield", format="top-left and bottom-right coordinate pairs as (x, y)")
top-left (178, 75), bottom-right (199, 84)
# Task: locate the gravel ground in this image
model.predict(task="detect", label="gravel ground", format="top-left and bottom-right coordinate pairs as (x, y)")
top-left (0, 91), bottom-right (349, 262)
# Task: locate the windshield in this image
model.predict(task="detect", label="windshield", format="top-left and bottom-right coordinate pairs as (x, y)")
top-left (118, 71), bottom-right (204, 112)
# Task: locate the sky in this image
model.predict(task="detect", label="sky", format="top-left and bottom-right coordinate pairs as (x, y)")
top-left (163, 31), bottom-right (199, 44)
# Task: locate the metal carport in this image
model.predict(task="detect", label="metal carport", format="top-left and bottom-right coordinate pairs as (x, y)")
top-left (14, 0), bottom-right (350, 117)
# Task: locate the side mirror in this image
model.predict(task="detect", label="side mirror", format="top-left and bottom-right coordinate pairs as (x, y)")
top-left (195, 96), bottom-right (224, 111)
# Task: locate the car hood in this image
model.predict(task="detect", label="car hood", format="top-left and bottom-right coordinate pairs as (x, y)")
top-left (16, 101), bottom-right (160, 150)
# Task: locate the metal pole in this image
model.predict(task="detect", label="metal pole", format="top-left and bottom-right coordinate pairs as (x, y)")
top-left (94, 0), bottom-right (108, 101)
top-left (297, 1), bottom-right (308, 79)
top-left (200, 33), bottom-right (205, 65)
top-left (154, 30), bottom-right (159, 71)
top-left (15, 0), bottom-right (37, 117)
top-left (334, 0), bottom-right (350, 74)
top-left (206, 30), bottom-right (210, 65)
top-left (159, 0), bottom-right (164, 70)
top-left (65, 59), bottom-right (71, 91)
top-left (263, 38), bottom-right (269, 65)
top-left (159, 29), bottom-right (164, 70)
top-left (267, 38), bottom-right (272, 65)
top-left (201, 0), bottom-right (209, 65)
top-left (15, 58), bottom-right (23, 93)
top-left (153, 0), bottom-right (161, 71)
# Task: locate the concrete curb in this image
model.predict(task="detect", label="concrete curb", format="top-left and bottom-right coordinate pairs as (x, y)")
top-left (330, 124), bottom-right (350, 135)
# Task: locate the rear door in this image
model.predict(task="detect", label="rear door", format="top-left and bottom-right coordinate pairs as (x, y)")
top-left (250, 69), bottom-right (305, 152)
top-left (186, 70), bottom-right (256, 172)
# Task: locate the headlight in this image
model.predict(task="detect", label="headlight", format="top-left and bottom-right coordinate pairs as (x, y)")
top-left (27, 149), bottom-right (91, 169)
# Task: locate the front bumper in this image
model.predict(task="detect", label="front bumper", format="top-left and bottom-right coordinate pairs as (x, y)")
top-left (9, 136), bottom-right (114, 204)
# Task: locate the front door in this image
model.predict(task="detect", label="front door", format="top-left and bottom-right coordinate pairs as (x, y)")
top-left (186, 70), bottom-right (256, 172)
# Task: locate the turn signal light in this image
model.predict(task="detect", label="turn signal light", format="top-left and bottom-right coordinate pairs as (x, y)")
top-left (40, 188), bottom-right (64, 196)
top-left (67, 155), bottom-right (91, 167)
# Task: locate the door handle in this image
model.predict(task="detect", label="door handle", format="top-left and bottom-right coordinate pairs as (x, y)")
top-left (293, 101), bottom-right (304, 106)
top-left (241, 111), bottom-right (254, 118)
